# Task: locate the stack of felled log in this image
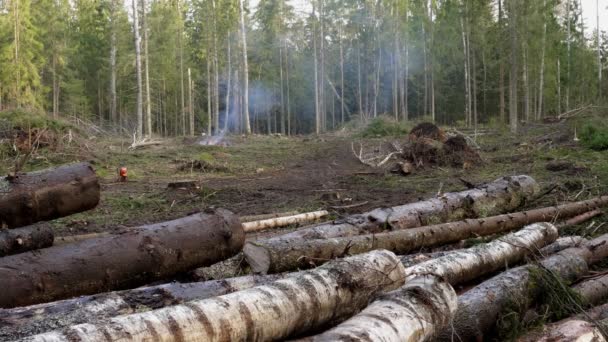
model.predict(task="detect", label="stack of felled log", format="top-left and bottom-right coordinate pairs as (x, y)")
top-left (1, 169), bottom-right (608, 341)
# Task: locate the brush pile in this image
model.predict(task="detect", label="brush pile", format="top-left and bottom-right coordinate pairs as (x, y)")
top-left (1, 164), bottom-right (608, 341)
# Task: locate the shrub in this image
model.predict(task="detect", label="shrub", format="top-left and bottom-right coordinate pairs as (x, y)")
top-left (358, 116), bottom-right (410, 138)
top-left (580, 122), bottom-right (608, 151)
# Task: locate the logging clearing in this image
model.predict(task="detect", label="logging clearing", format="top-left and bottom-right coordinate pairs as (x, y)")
top-left (1, 113), bottom-right (608, 341)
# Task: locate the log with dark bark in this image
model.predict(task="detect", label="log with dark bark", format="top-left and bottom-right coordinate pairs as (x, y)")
top-left (573, 273), bottom-right (608, 307)
top-left (25, 250), bottom-right (405, 342)
top-left (436, 233), bottom-right (608, 341)
top-left (0, 163), bottom-right (100, 228)
top-left (0, 274), bottom-right (283, 340)
top-left (266, 175), bottom-right (539, 243)
top-left (245, 197), bottom-right (608, 274)
top-left (0, 209), bottom-right (244, 308)
top-left (301, 223), bottom-right (557, 342)
top-left (0, 224), bottom-right (54, 256)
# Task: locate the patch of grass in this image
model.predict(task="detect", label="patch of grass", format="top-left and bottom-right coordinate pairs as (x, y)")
top-left (580, 121), bottom-right (608, 151)
top-left (358, 116), bottom-right (411, 138)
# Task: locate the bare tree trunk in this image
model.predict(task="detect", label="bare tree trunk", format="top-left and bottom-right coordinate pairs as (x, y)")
top-left (239, 0), bottom-right (251, 134)
top-left (566, 0), bottom-right (571, 111)
top-left (461, 16), bottom-right (470, 126)
top-left (223, 42), bottom-right (232, 132)
top-left (0, 209), bottom-right (244, 308)
top-left (599, 0), bottom-right (602, 100)
top-left (339, 25), bottom-right (345, 124)
top-left (178, 1), bottom-right (185, 135)
top-left (279, 44), bottom-right (285, 134)
top-left (188, 68), bottom-right (193, 135)
top-left (558, 59), bottom-right (562, 113)
top-left (523, 44), bottom-right (530, 122)
top-left (538, 0), bottom-right (547, 120)
top-left (142, 0), bottom-right (152, 136)
top-left (319, 0), bottom-right (326, 130)
top-left (28, 251), bottom-right (405, 342)
top-left (132, 0), bottom-right (143, 139)
top-left (206, 52), bottom-right (212, 135)
top-left (313, 3), bottom-right (320, 134)
top-left (357, 46), bottom-right (363, 121)
top-left (509, 0), bottom-right (518, 133)
top-left (286, 45), bottom-right (292, 134)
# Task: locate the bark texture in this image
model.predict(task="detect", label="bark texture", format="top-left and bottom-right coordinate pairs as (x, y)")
top-left (519, 318), bottom-right (608, 342)
top-left (245, 194), bottom-right (604, 273)
top-left (436, 245), bottom-right (597, 341)
top-left (0, 209), bottom-right (244, 308)
top-left (269, 175), bottom-right (539, 242)
top-left (0, 224), bottom-right (54, 256)
top-left (301, 275), bottom-right (457, 342)
top-left (25, 250), bottom-right (405, 342)
top-left (0, 163), bottom-right (100, 228)
top-left (573, 274), bottom-right (608, 307)
top-left (0, 274), bottom-right (282, 340)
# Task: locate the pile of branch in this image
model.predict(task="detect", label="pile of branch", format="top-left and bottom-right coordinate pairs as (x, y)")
top-left (128, 133), bottom-right (163, 149)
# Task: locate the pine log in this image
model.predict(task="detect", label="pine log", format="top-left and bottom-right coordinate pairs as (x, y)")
top-left (0, 224), bottom-right (54, 256)
top-left (244, 197), bottom-right (608, 274)
top-left (3, 225), bottom-right (557, 339)
top-left (268, 175), bottom-right (539, 242)
top-left (0, 209), bottom-right (244, 308)
top-left (539, 236), bottom-right (586, 255)
top-left (562, 209), bottom-right (603, 227)
top-left (242, 210), bottom-right (329, 232)
top-left (0, 163), bottom-right (100, 229)
top-left (24, 250), bottom-right (405, 342)
top-left (301, 223), bottom-right (557, 342)
top-left (520, 319), bottom-right (608, 342)
top-left (240, 211), bottom-right (300, 222)
top-left (573, 274), bottom-right (608, 307)
top-left (0, 274), bottom-right (283, 340)
top-left (436, 234), bottom-right (608, 341)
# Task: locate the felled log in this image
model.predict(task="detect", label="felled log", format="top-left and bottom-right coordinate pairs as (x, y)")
top-left (244, 196), bottom-right (607, 274)
top-left (520, 319), bottom-right (608, 342)
top-left (436, 233), bottom-right (608, 341)
top-left (240, 211), bottom-right (300, 222)
top-left (0, 209), bottom-right (244, 308)
top-left (0, 162), bottom-right (100, 228)
top-left (299, 275), bottom-right (457, 342)
top-left (539, 236), bottom-right (586, 255)
top-left (267, 175), bottom-right (539, 242)
top-left (302, 223), bottom-right (557, 342)
top-left (573, 274), bottom-right (608, 307)
top-left (242, 210), bottom-right (329, 232)
top-left (0, 224), bottom-right (54, 256)
top-left (562, 209), bottom-right (603, 226)
top-left (0, 274), bottom-right (283, 340)
top-left (26, 250), bottom-right (405, 342)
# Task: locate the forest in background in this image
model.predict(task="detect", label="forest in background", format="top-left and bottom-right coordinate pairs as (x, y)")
top-left (0, 0), bottom-right (606, 137)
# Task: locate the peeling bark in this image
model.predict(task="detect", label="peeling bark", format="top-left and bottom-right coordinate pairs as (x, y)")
top-left (0, 224), bottom-right (53, 256)
top-left (25, 250), bottom-right (405, 342)
top-left (244, 193), bottom-right (605, 274)
top-left (0, 209), bottom-right (244, 308)
top-left (0, 163), bottom-right (100, 229)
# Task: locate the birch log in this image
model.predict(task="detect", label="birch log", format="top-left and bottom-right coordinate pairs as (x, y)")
top-left (0, 274), bottom-right (283, 340)
top-left (573, 274), bottom-right (608, 307)
top-left (0, 224), bottom-right (54, 256)
top-left (519, 304), bottom-right (608, 341)
top-left (242, 210), bottom-right (329, 232)
top-left (0, 209), bottom-right (244, 308)
top-left (269, 175), bottom-right (539, 242)
top-left (301, 223), bottom-right (557, 342)
top-left (23, 250), bottom-right (405, 342)
top-left (245, 196), bottom-right (607, 274)
top-left (436, 233), bottom-right (608, 341)
top-left (0, 163), bottom-right (100, 229)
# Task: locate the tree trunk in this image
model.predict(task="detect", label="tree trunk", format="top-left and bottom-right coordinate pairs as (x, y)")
top-left (598, 0), bottom-right (602, 100)
top-left (142, 0), bottom-right (152, 136)
top-left (537, 0), bottom-right (547, 120)
top-left (313, 3), bottom-right (320, 134)
top-left (0, 224), bottom-right (54, 257)
top-left (520, 318), bottom-right (608, 342)
top-left (436, 233), bottom-right (608, 341)
top-left (132, 0), bottom-right (143, 139)
top-left (253, 175), bottom-right (539, 244)
top-left (188, 68), bottom-right (194, 135)
top-left (539, 236), bottom-right (586, 255)
top-left (509, 0), bottom-right (518, 133)
top-left (27, 250), bottom-right (405, 342)
top-left (244, 196), bottom-right (608, 274)
top-left (0, 209), bottom-right (244, 308)
top-left (339, 25), bottom-right (345, 124)
top-left (0, 163), bottom-right (100, 229)
top-left (0, 274), bottom-right (283, 340)
top-left (573, 274), bottom-right (608, 307)
top-left (109, 0), bottom-right (117, 124)
top-left (239, 0), bottom-right (251, 134)
top-left (206, 52), bottom-right (212, 135)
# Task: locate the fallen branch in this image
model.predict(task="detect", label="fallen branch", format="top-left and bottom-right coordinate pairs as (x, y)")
top-left (242, 210), bottom-right (329, 233)
top-left (128, 133), bottom-right (163, 150)
top-left (244, 197), bottom-right (608, 274)
top-left (0, 209), bottom-right (244, 308)
top-left (27, 250), bottom-right (405, 342)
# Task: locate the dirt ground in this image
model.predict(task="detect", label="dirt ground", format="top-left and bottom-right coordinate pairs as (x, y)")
top-left (22, 120), bottom-right (602, 240)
